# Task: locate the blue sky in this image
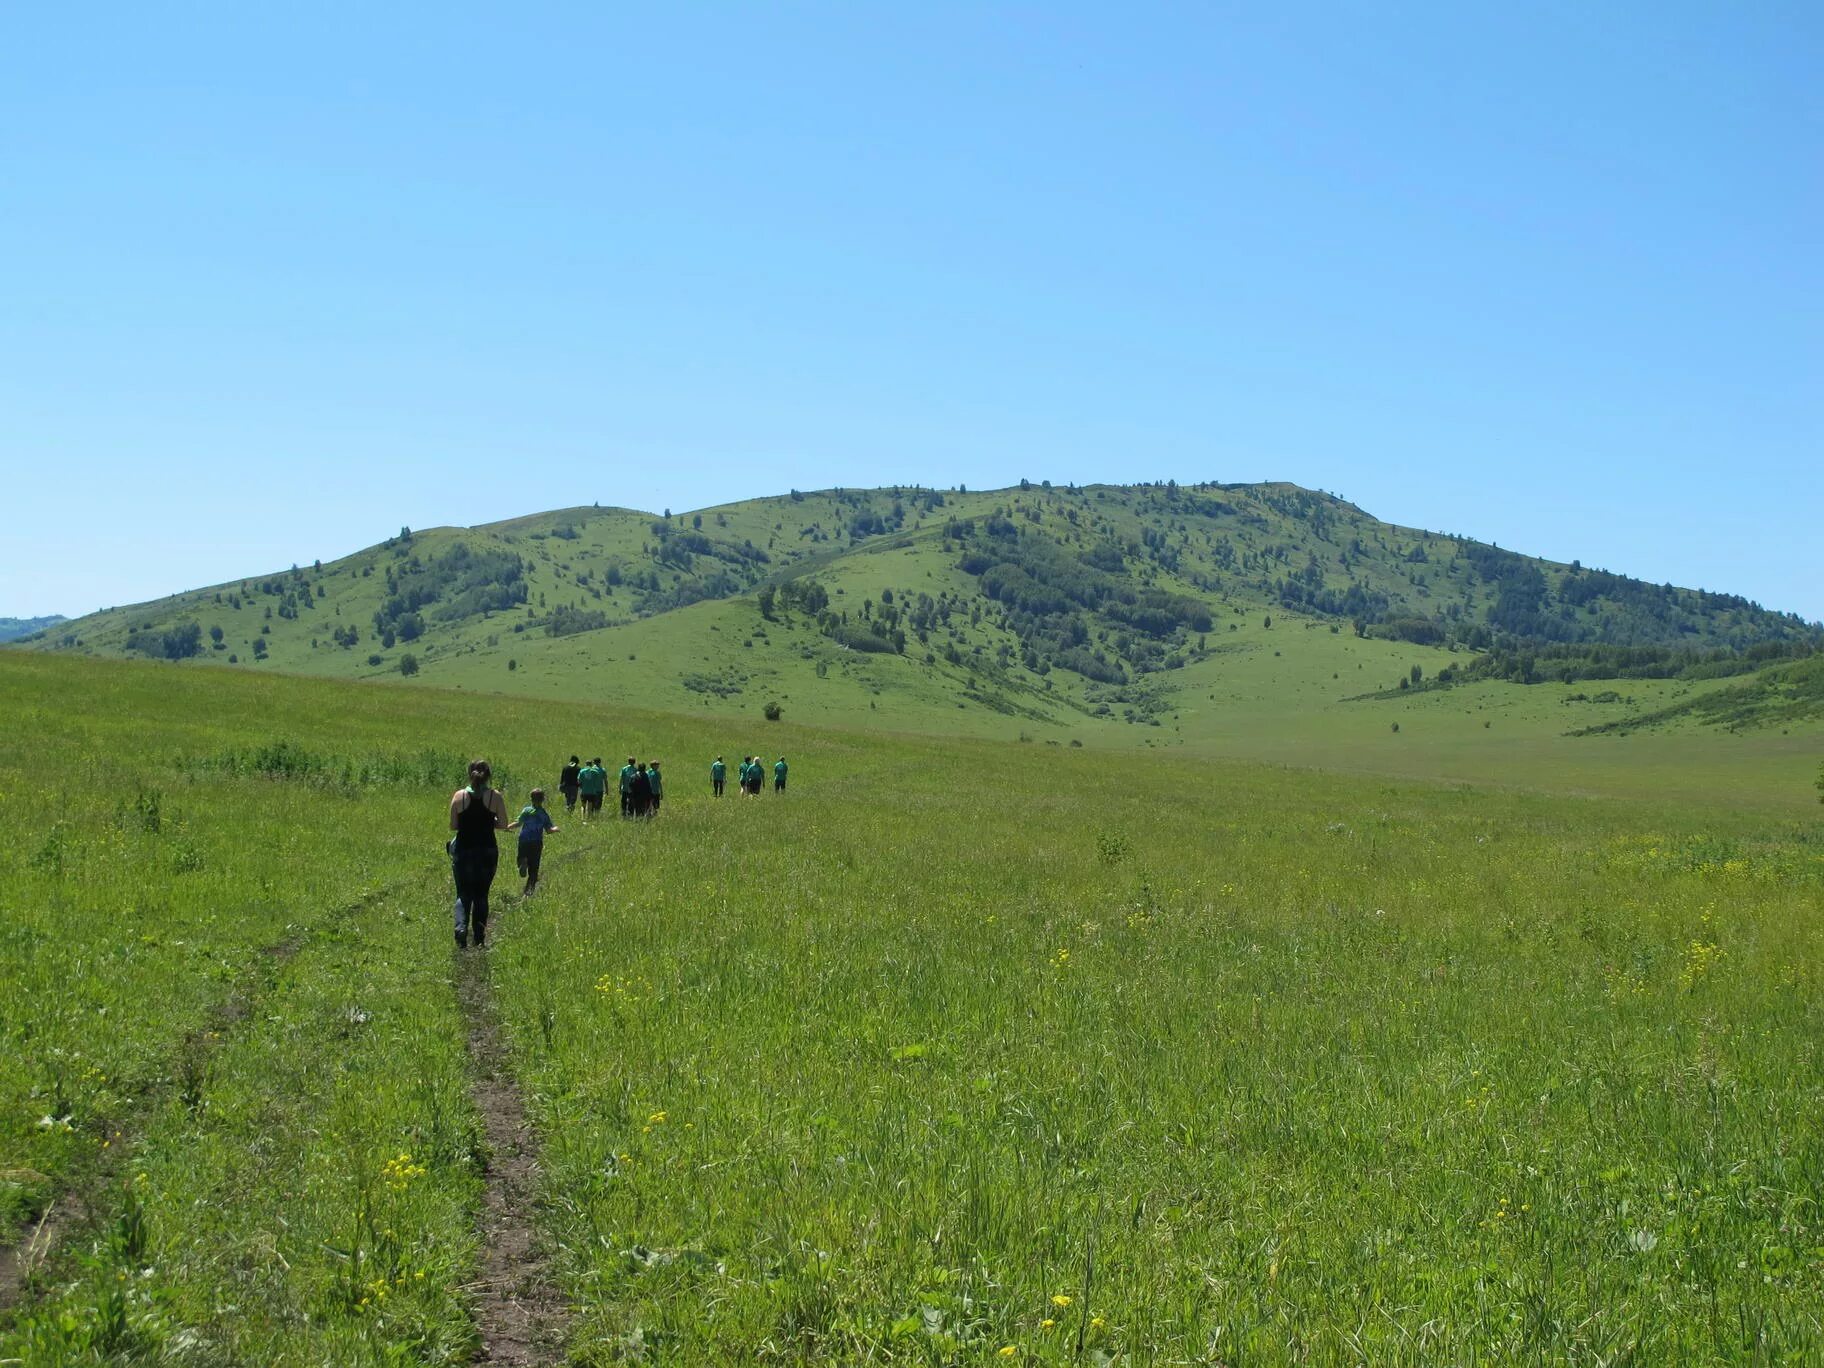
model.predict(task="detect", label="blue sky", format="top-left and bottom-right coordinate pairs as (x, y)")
top-left (2, 3), bottom-right (1818, 621)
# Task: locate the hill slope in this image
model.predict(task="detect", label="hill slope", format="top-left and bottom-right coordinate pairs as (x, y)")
top-left (0, 614), bottom-right (65, 643)
top-left (20, 483), bottom-right (1819, 746)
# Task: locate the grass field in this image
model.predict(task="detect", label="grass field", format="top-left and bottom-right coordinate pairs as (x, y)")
top-left (1, 652), bottom-right (1821, 1363)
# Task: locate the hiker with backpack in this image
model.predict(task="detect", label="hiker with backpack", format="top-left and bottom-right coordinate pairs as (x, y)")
top-left (629, 761), bottom-right (654, 817)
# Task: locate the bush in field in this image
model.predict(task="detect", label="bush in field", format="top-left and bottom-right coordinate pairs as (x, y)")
top-left (398, 653), bottom-right (419, 676)
top-left (763, 701), bottom-right (783, 721)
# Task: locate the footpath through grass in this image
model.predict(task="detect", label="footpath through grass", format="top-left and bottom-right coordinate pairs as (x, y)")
top-left (1, 653), bottom-right (1821, 1363)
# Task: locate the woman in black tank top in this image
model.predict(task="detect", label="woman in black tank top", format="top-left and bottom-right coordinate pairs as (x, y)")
top-left (449, 758), bottom-right (509, 947)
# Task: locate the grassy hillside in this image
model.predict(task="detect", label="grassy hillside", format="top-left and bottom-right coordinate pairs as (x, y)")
top-left (0, 615), bottom-right (63, 644)
top-left (1569, 653), bottom-right (1824, 737)
top-left (21, 484), bottom-right (1820, 756)
top-left (3, 652), bottom-right (1821, 1362)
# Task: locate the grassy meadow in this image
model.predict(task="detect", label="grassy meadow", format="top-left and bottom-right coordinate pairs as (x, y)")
top-left (0, 651), bottom-right (1820, 1363)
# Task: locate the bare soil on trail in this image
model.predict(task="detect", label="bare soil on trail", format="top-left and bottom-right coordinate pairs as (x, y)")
top-left (457, 951), bottom-right (571, 1364)
top-left (0, 1196), bottom-right (76, 1316)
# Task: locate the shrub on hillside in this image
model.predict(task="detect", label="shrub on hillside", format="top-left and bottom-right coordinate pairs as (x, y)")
top-left (545, 605), bottom-right (609, 638)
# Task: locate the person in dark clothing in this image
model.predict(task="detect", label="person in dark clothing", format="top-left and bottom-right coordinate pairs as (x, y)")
top-left (558, 755), bottom-right (582, 812)
top-left (620, 757), bottom-right (638, 817)
top-left (629, 763), bottom-right (653, 818)
top-left (448, 758), bottom-right (510, 948)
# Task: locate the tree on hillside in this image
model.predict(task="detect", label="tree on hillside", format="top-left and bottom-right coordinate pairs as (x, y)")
top-left (757, 585), bottom-right (777, 620)
top-left (153, 622), bottom-right (204, 659)
top-left (399, 653), bottom-right (419, 676)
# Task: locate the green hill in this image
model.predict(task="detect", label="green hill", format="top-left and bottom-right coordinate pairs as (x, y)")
top-left (22, 483), bottom-right (1819, 749)
top-left (0, 614), bottom-right (64, 643)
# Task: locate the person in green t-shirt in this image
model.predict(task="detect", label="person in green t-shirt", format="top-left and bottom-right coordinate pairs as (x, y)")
top-left (773, 756), bottom-right (787, 793)
top-left (619, 757), bottom-right (638, 818)
top-left (647, 760), bottom-right (664, 814)
top-left (711, 755), bottom-right (727, 797)
top-left (576, 758), bottom-right (606, 818)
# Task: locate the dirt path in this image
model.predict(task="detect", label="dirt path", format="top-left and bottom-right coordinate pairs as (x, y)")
top-left (456, 951), bottom-right (571, 1364)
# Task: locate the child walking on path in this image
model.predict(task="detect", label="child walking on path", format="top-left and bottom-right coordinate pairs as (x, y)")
top-left (509, 788), bottom-right (560, 896)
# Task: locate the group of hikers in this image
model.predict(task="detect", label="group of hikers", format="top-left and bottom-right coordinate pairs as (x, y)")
top-left (712, 753), bottom-right (787, 797)
top-left (555, 753), bottom-right (787, 812)
top-left (446, 750), bottom-right (792, 948)
top-left (558, 755), bottom-right (669, 818)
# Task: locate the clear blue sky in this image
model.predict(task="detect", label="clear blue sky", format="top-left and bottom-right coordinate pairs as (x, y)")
top-left (3, 3), bottom-right (1818, 622)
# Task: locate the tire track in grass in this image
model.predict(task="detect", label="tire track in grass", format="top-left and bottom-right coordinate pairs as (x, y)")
top-left (457, 949), bottom-right (570, 1364)
top-left (0, 879), bottom-right (394, 1314)
top-left (1, 829), bottom-right (599, 1338)
top-left (0, 935), bottom-right (301, 1315)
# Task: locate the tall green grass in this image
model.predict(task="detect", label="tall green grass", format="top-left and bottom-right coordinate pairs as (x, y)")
top-left (2, 652), bottom-right (1820, 1363)
top-left (491, 761), bottom-right (1824, 1362)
